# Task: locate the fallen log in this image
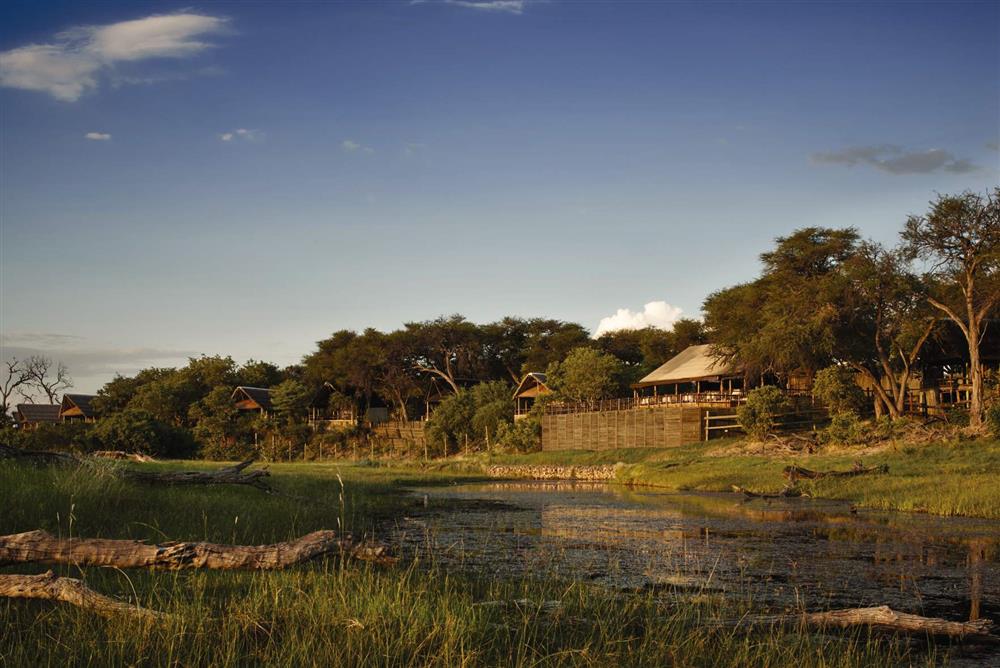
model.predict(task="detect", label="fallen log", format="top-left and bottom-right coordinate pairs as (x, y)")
top-left (784, 461), bottom-right (888, 481)
top-left (92, 450), bottom-right (156, 463)
top-left (732, 484), bottom-right (804, 499)
top-left (123, 458), bottom-right (273, 491)
top-left (0, 529), bottom-right (395, 569)
top-left (717, 605), bottom-right (995, 641)
top-left (0, 571), bottom-right (167, 620)
top-left (0, 444), bottom-right (81, 466)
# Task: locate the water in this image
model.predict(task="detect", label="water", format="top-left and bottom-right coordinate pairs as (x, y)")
top-left (393, 481), bottom-right (998, 624)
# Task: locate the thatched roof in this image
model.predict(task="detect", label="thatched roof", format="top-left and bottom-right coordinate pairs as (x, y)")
top-left (634, 345), bottom-right (740, 388)
top-left (14, 404), bottom-right (61, 424)
top-left (231, 386), bottom-right (272, 411)
top-left (513, 372), bottom-right (550, 399)
top-left (60, 394), bottom-right (96, 418)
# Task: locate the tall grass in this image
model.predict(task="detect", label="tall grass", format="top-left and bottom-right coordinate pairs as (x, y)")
top-left (0, 462), bottom-right (938, 667)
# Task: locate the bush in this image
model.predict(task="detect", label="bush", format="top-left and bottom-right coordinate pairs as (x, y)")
top-left (737, 386), bottom-right (788, 440)
top-left (546, 347), bottom-right (622, 404)
top-left (811, 365), bottom-right (866, 416)
top-left (822, 412), bottom-right (867, 445)
top-left (495, 418), bottom-right (541, 453)
top-left (91, 409), bottom-right (196, 457)
top-left (0, 422), bottom-right (96, 453)
top-left (427, 381), bottom-right (515, 451)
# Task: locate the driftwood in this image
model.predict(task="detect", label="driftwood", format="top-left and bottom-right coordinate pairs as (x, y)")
top-left (0, 529), bottom-right (395, 569)
top-left (0, 571), bottom-right (167, 620)
top-left (784, 461), bottom-right (888, 482)
top-left (719, 605), bottom-right (995, 641)
top-left (92, 450), bottom-right (156, 463)
top-left (0, 444), bottom-right (81, 466)
top-left (122, 458), bottom-right (274, 491)
top-left (732, 484), bottom-right (804, 499)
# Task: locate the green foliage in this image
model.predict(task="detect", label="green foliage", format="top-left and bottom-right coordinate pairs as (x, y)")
top-left (546, 347), bottom-right (623, 404)
top-left (91, 408), bottom-right (196, 457)
top-left (812, 365), bottom-right (867, 416)
top-left (426, 381), bottom-right (514, 450)
top-left (821, 412), bottom-right (866, 445)
top-left (0, 421), bottom-right (96, 453)
top-left (495, 417), bottom-right (541, 453)
top-left (270, 379), bottom-right (312, 421)
top-left (736, 386), bottom-right (789, 440)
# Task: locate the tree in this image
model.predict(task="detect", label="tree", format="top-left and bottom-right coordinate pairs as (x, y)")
top-left (270, 379), bottom-right (312, 423)
top-left (839, 242), bottom-right (937, 418)
top-left (704, 228), bottom-right (860, 380)
top-left (902, 189), bottom-right (1000, 429)
top-left (546, 347), bottom-right (623, 405)
top-left (405, 315), bottom-right (486, 393)
top-left (23, 356), bottom-right (73, 403)
top-left (811, 365), bottom-right (867, 416)
top-left (1, 358), bottom-right (31, 421)
top-left (737, 386), bottom-right (789, 440)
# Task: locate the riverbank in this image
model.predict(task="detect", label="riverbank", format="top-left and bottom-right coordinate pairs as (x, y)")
top-left (472, 437), bottom-right (1000, 519)
top-left (0, 460), bottom-right (932, 667)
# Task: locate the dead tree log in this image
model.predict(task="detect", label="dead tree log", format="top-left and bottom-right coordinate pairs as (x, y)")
top-left (719, 605), bottom-right (995, 641)
top-left (123, 459), bottom-right (273, 491)
top-left (0, 444), bottom-right (81, 466)
top-left (784, 461), bottom-right (888, 482)
top-left (732, 484), bottom-right (804, 499)
top-left (92, 450), bottom-right (156, 463)
top-left (0, 571), bottom-right (167, 620)
top-left (0, 529), bottom-right (395, 569)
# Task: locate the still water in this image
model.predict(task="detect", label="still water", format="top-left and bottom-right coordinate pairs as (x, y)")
top-left (395, 482), bottom-right (998, 624)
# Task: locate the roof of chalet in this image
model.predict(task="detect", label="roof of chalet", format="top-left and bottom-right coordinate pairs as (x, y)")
top-left (634, 345), bottom-right (741, 388)
top-left (231, 386), bottom-right (273, 410)
top-left (60, 394), bottom-right (96, 418)
top-left (15, 404), bottom-right (62, 423)
top-left (513, 372), bottom-right (550, 399)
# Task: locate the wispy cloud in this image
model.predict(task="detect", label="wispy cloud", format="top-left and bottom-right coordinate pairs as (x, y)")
top-left (594, 301), bottom-right (683, 337)
top-left (84, 131), bottom-right (111, 141)
top-left (810, 145), bottom-right (979, 175)
top-left (403, 142), bottom-right (426, 156)
top-left (0, 13), bottom-right (228, 101)
top-left (342, 139), bottom-right (374, 154)
top-left (411, 0), bottom-right (527, 14)
top-left (987, 142), bottom-right (999, 152)
top-left (219, 128), bottom-right (262, 142)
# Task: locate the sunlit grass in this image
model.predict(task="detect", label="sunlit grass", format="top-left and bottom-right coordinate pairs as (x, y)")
top-left (0, 461), bottom-right (937, 667)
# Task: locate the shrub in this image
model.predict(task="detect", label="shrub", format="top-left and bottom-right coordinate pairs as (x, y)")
top-left (822, 412), bottom-right (867, 445)
top-left (427, 381), bottom-right (515, 451)
top-left (812, 365), bottom-right (866, 416)
top-left (546, 347), bottom-right (622, 405)
top-left (0, 422), bottom-right (96, 453)
top-left (737, 386), bottom-right (788, 440)
top-left (91, 409), bottom-right (196, 457)
top-left (495, 418), bottom-right (541, 453)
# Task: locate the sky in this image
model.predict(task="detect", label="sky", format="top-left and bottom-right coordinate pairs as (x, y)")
top-left (1, 0), bottom-right (998, 395)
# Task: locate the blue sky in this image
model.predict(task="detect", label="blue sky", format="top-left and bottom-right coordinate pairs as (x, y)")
top-left (2, 0), bottom-right (998, 394)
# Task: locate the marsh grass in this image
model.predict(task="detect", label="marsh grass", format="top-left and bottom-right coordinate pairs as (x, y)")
top-left (0, 462), bottom-right (939, 666)
top-left (483, 438), bottom-right (1000, 518)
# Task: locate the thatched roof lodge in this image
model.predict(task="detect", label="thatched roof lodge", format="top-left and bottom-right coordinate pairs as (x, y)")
top-left (60, 394), bottom-right (97, 421)
top-left (633, 344), bottom-right (744, 403)
top-left (231, 386), bottom-right (272, 413)
top-left (14, 404), bottom-right (61, 429)
top-left (513, 372), bottom-right (551, 418)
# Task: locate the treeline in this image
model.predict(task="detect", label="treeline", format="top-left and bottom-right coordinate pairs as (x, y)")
top-left (3, 188), bottom-right (997, 458)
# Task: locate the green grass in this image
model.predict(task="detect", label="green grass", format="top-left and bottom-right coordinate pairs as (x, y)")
top-left (481, 437), bottom-right (1000, 519)
top-left (0, 461), bottom-right (939, 667)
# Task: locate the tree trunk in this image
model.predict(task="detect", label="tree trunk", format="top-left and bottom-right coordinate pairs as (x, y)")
top-left (0, 571), bottom-right (167, 620)
top-left (0, 529), bottom-right (395, 569)
top-left (968, 318), bottom-right (984, 429)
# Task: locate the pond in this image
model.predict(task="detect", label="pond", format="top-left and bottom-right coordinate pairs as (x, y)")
top-left (393, 481), bottom-right (998, 624)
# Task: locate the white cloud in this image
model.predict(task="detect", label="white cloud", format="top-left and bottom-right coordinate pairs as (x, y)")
top-left (342, 139), bottom-right (374, 154)
top-left (412, 0), bottom-right (527, 13)
top-left (219, 128), bottom-right (261, 142)
top-left (594, 301), bottom-right (684, 337)
top-left (0, 13), bottom-right (228, 101)
top-left (85, 131), bottom-right (111, 140)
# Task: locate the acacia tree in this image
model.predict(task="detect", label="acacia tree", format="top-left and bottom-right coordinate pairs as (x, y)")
top-left (546, 347), bottom-right (623, 405)
top-left (405, 315), bottom-right (485, 393)
top-left (840, 242), bottom-right (937, 418)
top-left (902, 189), bottom-right (1000, 429)
top-left (23, 356), bottom-right (73, 403)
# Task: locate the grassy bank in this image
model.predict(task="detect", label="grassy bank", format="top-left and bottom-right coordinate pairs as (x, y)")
top-left (481, 437), bottom-right (1000, 519)
top-left (1, 461), bottom-right (936, 667)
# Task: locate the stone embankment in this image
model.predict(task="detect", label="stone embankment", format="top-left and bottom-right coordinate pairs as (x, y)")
top-left (485, 464), bottom-right (619, 481)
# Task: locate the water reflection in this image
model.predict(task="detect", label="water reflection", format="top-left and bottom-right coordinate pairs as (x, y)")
top-left (395, 482), bottom-right (999, 625)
